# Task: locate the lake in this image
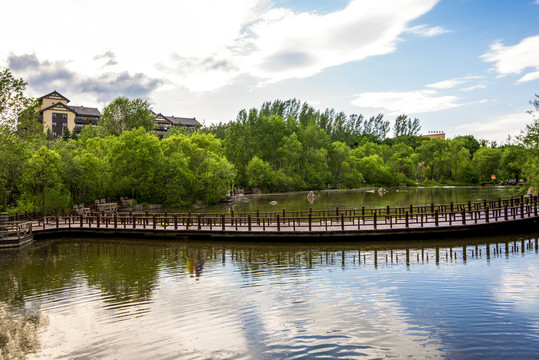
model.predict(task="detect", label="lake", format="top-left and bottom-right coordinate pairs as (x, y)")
top-left (203, 186), bottom-right (516, 213)
top-left (1, 186), bottom-right (538, 359)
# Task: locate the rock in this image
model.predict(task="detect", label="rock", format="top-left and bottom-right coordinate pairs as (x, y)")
top-left (270, 201), bottom-right (278, 205)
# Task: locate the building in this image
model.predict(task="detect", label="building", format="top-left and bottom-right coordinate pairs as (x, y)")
top-left (153, 113), bottom-right (200, 138)
top-left (422, 131), bottom-right (446, 140)
top-left (38, 91), bottom-right (199, 139)
top-left (37, 91), bottom-right (101, 138)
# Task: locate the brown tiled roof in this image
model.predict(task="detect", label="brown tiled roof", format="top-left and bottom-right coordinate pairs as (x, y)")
top-left (166, 116), bottom-right (200, 127)
top-left (69, 105), bottom-right (101, 117)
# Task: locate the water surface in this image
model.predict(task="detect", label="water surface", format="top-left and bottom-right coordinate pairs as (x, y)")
top-left (1, 232), bottom-right (538, 359)
top-left (207, 186), bottom-right (516, 213)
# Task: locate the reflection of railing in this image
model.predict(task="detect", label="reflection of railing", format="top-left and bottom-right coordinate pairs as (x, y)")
top-left (32, 195), bottom-right (538, 236)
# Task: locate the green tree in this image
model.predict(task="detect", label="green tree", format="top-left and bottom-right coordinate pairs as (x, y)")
top-left (98, 97), bottom-right (155, 137)
top-left (393, 115), bottom-right (421, 137)
top-left (109, 128), bottom-right (164, 201)
top-left (520, 95), bottom-right (539, 189)
top-left (473, 147), bottom-right (502, 182)
top-left (246, 156), bottom-right (274, 192)
top-left (21, 146), bottom-right (70, 214)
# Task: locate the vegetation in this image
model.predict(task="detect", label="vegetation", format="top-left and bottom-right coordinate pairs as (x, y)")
top-left (0, 68), bottom-right (537, 215)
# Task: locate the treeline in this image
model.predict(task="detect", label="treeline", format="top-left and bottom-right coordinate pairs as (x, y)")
top-left (1, 127), bottom-right (234, 214)
top-left (201, 99), bottom-right (536, 193)
top-left (1, 68), bottom-right (538, 214)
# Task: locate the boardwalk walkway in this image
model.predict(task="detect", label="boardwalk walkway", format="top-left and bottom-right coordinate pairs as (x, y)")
top-left (23, 195), bottom-right (538, 241)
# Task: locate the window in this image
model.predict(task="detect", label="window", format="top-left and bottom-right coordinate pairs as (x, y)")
top-left (62, 114), bottom-right (67, 119)
top-left (52, 121), bottom-right (57, 126)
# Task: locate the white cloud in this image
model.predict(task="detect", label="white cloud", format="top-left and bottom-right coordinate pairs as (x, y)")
top-left (455, 111), bottom-right (532, 143)
top-left (517, 70), bottom-right (539, 83)
top-left (351, 89), bottom-right (461, 115)
top-left (406, 24), bottom-right (450, 37)
top-left (426, 75), bottom-right (483, 90)
top-left (481, 35), bottom-right (539, 82)
top-left (1, 0), bottom-right (440, 93)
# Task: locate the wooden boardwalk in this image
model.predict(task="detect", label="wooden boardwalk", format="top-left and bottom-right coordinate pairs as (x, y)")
top-left (21, 195), bottom-right (538, 241)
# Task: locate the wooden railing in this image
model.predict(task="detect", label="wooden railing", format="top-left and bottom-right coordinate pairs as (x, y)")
top-left (0, 221), bottom-right (33, 241)
top-left (33, 195), bottom-right (538, 233)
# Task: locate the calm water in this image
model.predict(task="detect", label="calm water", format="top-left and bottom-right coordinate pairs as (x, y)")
top-left (206, 186), bottom-right (516, 213)
top-left (1, 233), bottom-right (538, 359)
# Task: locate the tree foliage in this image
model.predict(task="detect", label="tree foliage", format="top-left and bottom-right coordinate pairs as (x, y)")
top-left (98, 97), bottom-right (155, 136)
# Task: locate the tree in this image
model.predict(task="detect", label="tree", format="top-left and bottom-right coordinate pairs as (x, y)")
top-left (393, 115), bottom-right (421, 137)
top-left (0, 69), bottom-right (40, 148)
top-left (246, 156), bottom-right (274, 192)
top-left (520, 95), bottom-right (539, 190)
top-left (21, 146), bottom-right (70, 214)
top-left (109, 128), bottom-right (164, 201)
top-left (62, 127), bottom-right (71, 141)
top-left (98, 97), bottom-right (155, 136)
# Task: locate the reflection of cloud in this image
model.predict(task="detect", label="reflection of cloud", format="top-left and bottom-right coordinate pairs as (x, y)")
top-left (494, 261), bottom-right (539, 314)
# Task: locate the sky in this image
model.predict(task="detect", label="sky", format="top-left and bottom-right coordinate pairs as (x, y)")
top-left (1, 0), bottom-right (538, 142)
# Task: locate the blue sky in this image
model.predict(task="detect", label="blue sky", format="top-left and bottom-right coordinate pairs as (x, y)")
top-left (1, 0), bottom-right (538, 142)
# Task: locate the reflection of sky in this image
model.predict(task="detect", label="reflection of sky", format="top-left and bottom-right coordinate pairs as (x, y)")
top-left (25, 240), bottom-right (539, 359)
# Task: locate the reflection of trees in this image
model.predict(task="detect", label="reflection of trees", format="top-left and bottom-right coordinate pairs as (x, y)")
top-left (79, 242), bottom-right (161, 304)
top-left (0, 303), bottom-right (48, 359)
top-left (0, 244), bottom-right (80, 308)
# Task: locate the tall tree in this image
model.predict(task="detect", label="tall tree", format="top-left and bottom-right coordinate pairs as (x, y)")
top-left (98, 97), bottom-right (155, 137)
top-left (393, 115), bottom-right (421, 137)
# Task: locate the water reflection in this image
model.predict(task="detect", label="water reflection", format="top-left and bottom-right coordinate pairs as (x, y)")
top-left (208, 186), bottom-right (515, 213)
top-left (0, 233), bottom-right (538, 359)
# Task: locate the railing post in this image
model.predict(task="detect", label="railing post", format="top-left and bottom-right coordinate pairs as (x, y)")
top-left (221, 214), bottom-right (225, 231)
top-left (362, 206), bottom-right (365, 224)
top-left (462, 209), bottom-right (466, 225)
top-left (56, 216), bottom-right (59, 228)
top-left (153, 215), bottom-right (156, 229)
top-left (133, 214), bottom-right (136, 229)
top-left (485, 206), bottom-right (490, 223)
top-left (520, 202), bottom-right (524, 219)
top-left (80, 215), bottom-right (83, 228)
top-left (373, 212), bottom-right (377, 230)
top-left (405, 211), bottom-right (409, 228)
top-left (277, 215), bottom-right (280, 232)
top-left (198, 215), bottom-right (201, 230)
top-left (248, 215), bottom-right (251, 231)
top-left (308, 213), bottom-right (312, 231)
top-left (504, 205), bottom-right (508, 221)
top-left (468, 200), bottom-right (471, 211)
top-left (435, 210), bottom-right (439, 227)
top-left (174, 215), bottom-right (178, 230)
top-left (96, 214), bottom-right (100, 228)
top-left (341, 213), bottom-right (345, 231)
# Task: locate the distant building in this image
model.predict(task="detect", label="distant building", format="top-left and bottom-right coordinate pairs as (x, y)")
top-left (37, 91), bottom-right (101, 138)
top-left (422, 131), bottom-right (445, 140)
top-left (153, 113), bottom-right (200, 138)
top-left (38, 91), bottom-right (200, 139)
